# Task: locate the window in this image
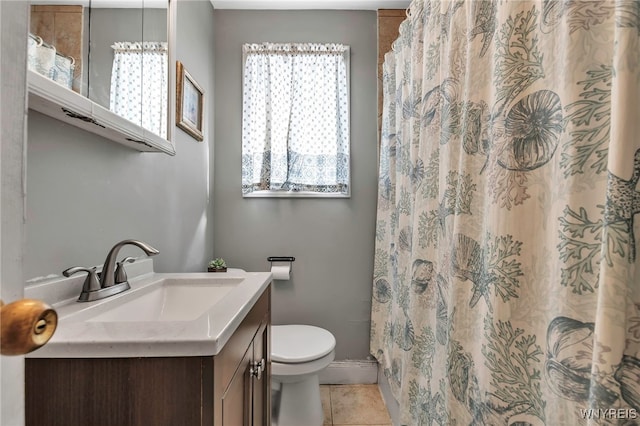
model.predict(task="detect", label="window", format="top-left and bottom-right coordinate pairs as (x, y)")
top-left (110, 41), bottom-right (168, 138)
top-left (242, 43), bottom-right (350, 197)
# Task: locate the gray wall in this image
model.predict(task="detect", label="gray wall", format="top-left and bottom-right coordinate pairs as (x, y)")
top-left (212, 10), bottom-right (378, 360)
top-left (25, 1), bottom-right (216, 280)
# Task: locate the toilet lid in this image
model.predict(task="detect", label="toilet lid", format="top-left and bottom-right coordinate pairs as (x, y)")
top-left (272, 325), bottom-right (336, 363)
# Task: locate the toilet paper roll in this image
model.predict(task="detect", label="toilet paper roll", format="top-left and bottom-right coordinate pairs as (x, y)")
top-left (0, 299), bottom-right (58, 356)
top-left (271, 264), bottom-right (291, 280)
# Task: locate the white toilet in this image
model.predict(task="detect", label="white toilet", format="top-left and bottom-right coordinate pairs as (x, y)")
top-left (271, 324), bottom-right (336, 426)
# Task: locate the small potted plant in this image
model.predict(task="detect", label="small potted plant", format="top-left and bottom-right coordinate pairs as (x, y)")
top-left (208, 258), bottom-right (227, 272)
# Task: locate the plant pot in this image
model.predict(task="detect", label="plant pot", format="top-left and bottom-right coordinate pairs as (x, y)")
top-left (208, 267), bottom-right (227, 273)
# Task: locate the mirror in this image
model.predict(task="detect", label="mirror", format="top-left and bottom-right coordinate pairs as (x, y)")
top-left (88, 1), bottom-right (168, 138)
top-left (28, 0), bottom-right (170, 141)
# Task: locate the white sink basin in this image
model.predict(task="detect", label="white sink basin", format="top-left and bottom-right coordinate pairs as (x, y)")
top-left (25, 269), bottom-right (272, 358)
top-left (87, 278), bottom-right (240, 322)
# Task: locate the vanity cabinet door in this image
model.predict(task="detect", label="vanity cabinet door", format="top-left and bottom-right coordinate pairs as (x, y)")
top-left (221, 348), bottom-right (252, 426)
top-left (219, 320), bottom-right (270, 426)
top-left (214, 285), bottom-right (271, 426)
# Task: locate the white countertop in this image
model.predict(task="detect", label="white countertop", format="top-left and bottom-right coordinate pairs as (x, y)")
top-left (26, 267), bottom-right (272, 358)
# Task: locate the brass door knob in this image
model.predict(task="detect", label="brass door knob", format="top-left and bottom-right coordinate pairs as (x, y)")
top-left (0, 299), bottom-right (57, 355)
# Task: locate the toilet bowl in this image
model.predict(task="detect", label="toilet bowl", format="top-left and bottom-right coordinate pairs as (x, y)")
top-left (271, 324), bottom-right (336, 426)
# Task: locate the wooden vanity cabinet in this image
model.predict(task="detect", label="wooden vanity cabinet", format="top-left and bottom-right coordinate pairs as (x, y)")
top-left (26, 285), bottom-right (271, 426)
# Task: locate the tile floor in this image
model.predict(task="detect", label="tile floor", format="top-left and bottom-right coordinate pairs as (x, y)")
top-left (320, 384), bottom-right (392, 426)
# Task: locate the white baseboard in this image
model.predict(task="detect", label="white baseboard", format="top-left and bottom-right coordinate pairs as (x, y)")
top-left (318, 360), bottom-right (378, 385)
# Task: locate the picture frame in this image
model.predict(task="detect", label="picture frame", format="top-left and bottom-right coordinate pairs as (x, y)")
top-left (176, 61), bottom-right (204, 141)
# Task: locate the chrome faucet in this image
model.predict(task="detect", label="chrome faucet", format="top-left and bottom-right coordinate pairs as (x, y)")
top-left (100, 239), bottom-right (159, 287)
top-left (63, 239), bottom-right (159, 302)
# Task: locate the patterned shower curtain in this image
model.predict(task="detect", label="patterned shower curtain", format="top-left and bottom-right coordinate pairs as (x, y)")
top-left (370, 1), bottom-right (640, 425)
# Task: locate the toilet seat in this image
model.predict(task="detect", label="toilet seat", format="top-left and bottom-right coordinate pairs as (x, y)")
top-left (272, 325), bottom-right (336, 363)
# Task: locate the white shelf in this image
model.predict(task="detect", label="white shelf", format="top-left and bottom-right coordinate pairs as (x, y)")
top-left (27, 70), bottom-right (176, 155)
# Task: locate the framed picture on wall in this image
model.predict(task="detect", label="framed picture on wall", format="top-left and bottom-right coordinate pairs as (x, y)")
top-left (176, 61), bottom-right (204, 141)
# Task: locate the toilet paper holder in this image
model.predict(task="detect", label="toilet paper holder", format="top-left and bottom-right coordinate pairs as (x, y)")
top-left (267, 257), bottom-right (295, 280)
top-left (267, 256), bottom-right (295, 269)
top-left (267, 256), bottom-right (296, 263)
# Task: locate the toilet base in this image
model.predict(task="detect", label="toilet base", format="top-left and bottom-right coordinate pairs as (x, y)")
top-left (272, 374), bottom-right (323, 426)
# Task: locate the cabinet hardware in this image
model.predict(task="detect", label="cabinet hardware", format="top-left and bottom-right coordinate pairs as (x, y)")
top-left (250, 358), bottom-right (265, 380)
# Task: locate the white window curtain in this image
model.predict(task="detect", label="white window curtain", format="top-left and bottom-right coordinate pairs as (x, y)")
top-left (110, 41), bottom-right (168, 138)
top-left (242, 43), bottom-right (350, 195)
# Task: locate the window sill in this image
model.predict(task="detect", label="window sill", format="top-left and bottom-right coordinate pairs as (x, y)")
top-left (243, 190), bottom-right (350, 199)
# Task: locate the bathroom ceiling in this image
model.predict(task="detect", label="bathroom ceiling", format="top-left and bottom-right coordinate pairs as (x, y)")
top-left (210, 0), bottom-right (411, 10)
top-left (33, 0), bottom-right (411, 9)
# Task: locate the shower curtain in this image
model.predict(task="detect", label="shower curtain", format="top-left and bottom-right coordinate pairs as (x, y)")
top-left (370, 1), bottom-right (640, 425)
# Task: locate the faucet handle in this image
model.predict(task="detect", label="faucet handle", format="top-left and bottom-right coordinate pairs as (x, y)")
top-left (62, 266), bottom-right (101, 293)
top-left (115, 257), bottom-right (136, 284)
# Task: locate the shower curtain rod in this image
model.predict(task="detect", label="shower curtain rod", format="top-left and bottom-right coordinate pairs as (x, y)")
top-left (29, 33), bottom-right (76, 63)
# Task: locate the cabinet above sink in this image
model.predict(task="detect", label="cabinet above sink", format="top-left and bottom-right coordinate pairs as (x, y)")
top-left (29, 71), bottom-right (176, 154)
top-left (27, 0), bottom-right (177, 155)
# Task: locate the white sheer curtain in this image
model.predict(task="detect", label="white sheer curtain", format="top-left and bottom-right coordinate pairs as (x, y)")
top-left (110, 41), bottom-right (167, 138)
top-left (242, 43), bottom-right (350, 195)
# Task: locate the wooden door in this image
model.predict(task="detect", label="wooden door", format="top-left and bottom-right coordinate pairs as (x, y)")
top-left (377, 9), bottom-right (407, 141)
top-left (1, 2), bottom-right (29, 424)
